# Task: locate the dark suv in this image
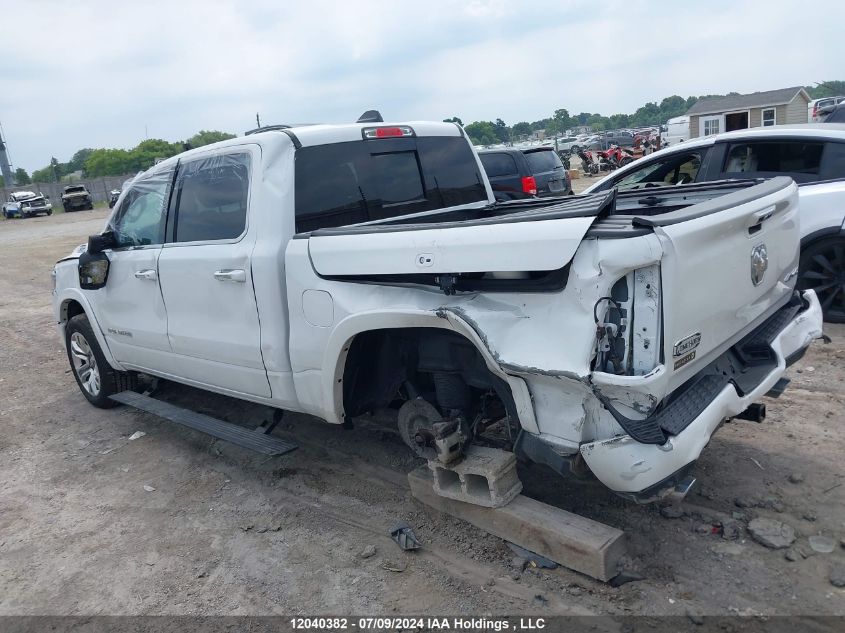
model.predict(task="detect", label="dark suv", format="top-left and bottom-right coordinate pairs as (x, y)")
top-left (478, 147), bottom-right (571, 200)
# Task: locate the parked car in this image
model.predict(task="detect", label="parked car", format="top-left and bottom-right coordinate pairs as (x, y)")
top-left (819, 103), bottom-right (845, 124)
top-left (62, 185), bottom-right (93, 212)
top-left (53, 119), bottom-right (821, 503)
top-left (478, 146), bottom-right (571, 200)
top-left (555, 136), bottom-right (581, 152)
top-left (601, 130), bottom-right (636, 149)
top-left (2, 190), bottom-right (52, 218)
top-left (108, 189), bottom-right (121, 208)
top-left (584, 123), bottom-right (845, 322)
top-left (808, 96), bottom-right (845, 122)
top-left (570, 135), bottom-right (601, 153)
top-left (661, 115), bottom-right (691, 147)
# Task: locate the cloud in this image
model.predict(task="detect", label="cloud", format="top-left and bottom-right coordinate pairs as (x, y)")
top-left (1, 0), bottom-right (843, 172)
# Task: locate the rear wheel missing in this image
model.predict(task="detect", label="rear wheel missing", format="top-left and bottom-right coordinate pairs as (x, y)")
top-left (798, 237), bottom-right (845, 323)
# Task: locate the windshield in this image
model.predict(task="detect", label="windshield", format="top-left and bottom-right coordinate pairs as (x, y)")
top-left (65, 186), bottom-right (86, 193)
top-left (524, 150), bottom-right (562, 174)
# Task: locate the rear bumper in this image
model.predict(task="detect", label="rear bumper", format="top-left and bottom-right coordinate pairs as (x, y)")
top-left (579, 289), bottom-right (823, 496)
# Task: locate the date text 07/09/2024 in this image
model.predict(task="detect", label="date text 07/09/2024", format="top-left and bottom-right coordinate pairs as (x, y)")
top-left (289, 617), bottom-right (547, 630)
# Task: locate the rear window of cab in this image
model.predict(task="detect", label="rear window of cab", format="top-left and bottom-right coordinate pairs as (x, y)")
top-left (294, 136), bottom-right (487, 232)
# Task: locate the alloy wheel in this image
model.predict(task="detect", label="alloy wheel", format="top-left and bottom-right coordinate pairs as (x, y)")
top-left (69, 332), bottom-right (101, 396)
top-left (799, 240), bottom-right (845, 322)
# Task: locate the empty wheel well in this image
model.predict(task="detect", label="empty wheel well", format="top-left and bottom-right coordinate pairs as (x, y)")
top-left (62, 299), bottom-right (85, 323)
top-left (341, 328), bottom-right (520, 436)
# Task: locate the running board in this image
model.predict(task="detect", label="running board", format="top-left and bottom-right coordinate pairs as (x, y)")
top-left (110, 391), bottom-right (298, 456)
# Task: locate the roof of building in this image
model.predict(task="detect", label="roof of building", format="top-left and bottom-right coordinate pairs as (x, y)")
top-left (686, 87), bottom-right (809, 116)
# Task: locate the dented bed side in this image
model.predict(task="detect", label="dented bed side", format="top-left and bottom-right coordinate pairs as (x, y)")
top-left (284, 178), bottom-right (823, 496)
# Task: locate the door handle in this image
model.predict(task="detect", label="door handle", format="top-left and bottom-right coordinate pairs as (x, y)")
top-left (213, 269), bottom-right (246, 283)
top-left (134, 269), bottom-right (158, 281)
top-left (747, 204), bottom-right (776, 235)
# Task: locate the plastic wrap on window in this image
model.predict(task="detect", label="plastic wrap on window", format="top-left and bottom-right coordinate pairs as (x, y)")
top-left (172, 152), bottom-right (251, 243)
top-left (108, 164), bottom-right (176, 247)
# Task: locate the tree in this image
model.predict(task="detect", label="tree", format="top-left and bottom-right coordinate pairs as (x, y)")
top-left (443, 116), bottom-right (464, 127)
top-left (493, 118), bottom-right (510, 143)
top-left (511, 121), bottom-right (531, 137)
top-left (31, 167), bottom-right (52, 183)
top-left (14, 168), bottom-right (30, 185)
top-left (85, 148), bottom-right (133, 177)
top-left (464, 121), bottom-right (500, 146)
top-left (807, 81), bottom-right (845, 99)
top-left (553, 108), bottom-right (571, 131)
top-left (186, 130), bottom-right (236, 149)
top-left (128, 138), bottom-right (182, 172)
top-left (67, 149), bottom-right (94, 176)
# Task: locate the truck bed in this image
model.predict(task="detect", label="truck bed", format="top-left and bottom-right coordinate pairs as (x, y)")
top-left (303, 178), bottom-right (771, 238)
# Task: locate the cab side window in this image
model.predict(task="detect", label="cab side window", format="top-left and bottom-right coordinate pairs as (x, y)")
top-left (171, 152), bottom-right (251, 243)
top-left (611, 151), bottom-right (705, 191)
top-left (721, 141), bottom-right (824, 183)
top-left (110, 167), bottom-right (174, 248)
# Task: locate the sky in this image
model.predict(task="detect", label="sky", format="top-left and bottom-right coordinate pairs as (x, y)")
top-left (1, 0), bottom-right (844, 173)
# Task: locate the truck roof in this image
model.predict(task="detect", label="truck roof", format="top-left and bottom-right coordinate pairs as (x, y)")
top-left (148, 121), bottom-right (464, 174)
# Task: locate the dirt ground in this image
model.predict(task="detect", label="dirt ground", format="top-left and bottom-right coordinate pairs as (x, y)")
top-left (0, 208), bottom-right (843, 618)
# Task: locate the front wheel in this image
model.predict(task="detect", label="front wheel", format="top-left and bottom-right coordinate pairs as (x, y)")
top-left (798, 236), bottom-right (845, 323)
top-left (65, 314), bottom-right (120, 407)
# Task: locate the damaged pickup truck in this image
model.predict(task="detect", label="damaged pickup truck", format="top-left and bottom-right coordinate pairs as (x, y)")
top-left (52, 119), bottom-right (823, 502)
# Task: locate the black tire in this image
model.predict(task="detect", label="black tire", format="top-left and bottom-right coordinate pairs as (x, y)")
top-left (47, 209), bottom-right (52, 216)
top-left (65, 314), bottom-right (120, 408)
top-left (87, 202), bottom-right (94, 210)
top-left (798, 236), bottom-right (845, 323)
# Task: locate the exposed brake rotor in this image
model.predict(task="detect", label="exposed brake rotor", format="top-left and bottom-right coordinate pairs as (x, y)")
top-left (397, 398), bottom-right (467, 464)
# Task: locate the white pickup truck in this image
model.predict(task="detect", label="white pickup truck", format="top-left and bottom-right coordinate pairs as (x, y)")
top-left (52, 119), bottom-right (823, 502)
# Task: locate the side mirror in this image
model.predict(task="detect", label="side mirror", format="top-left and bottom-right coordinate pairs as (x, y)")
top-left (78, 249), bottom-right (110, 290)
top-left (87, 231), bottom-right (115, 255)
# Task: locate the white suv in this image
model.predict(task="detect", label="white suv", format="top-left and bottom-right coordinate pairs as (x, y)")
top-left (585, 123), bottom-right (845, 322)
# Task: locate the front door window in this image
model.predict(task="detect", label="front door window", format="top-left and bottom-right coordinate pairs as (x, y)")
top-left (109, 167), bottom-right (174, 248)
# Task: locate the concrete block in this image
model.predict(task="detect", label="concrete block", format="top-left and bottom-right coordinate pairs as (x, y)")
top-left (429, 445), bottom-right (522, 508)
top-left (409, 466), bottom-right (627, 581)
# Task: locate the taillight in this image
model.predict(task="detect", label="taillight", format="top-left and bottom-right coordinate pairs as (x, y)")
top-left (362, 125), bottom-right (415, 139)
top-left (521, 176), bottom-right (537, 196)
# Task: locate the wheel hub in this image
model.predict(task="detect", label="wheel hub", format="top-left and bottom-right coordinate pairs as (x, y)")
top-left (69, 332), bottom-right (101, 396)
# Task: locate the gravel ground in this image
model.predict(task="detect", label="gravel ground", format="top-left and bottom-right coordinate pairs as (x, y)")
top-left (0, 207), bottom-right (843, 617)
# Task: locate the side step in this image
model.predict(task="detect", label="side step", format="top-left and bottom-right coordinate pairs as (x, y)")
top-left (110, 391), bottom-right (298, 456)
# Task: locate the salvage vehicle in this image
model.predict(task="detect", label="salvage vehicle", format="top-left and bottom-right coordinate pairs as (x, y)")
top-left (478, 146), bottom-right (572, 200)
top-left (2, 201), bottom-right (22, 219)
top-left (52, 119), bottom-right (823, 502)
top-left (108, 189), bottom-right (121, 208)
top-left (3, 190), bottom-right (52, 218)
top-left (62, 184), bottom-right (94, 211)
top-left (808, 96), bottom-right (844, 123)
top-left (584, 123), bottom-right (845, 322)
top-left (819, 103), bottom-right (845, 124)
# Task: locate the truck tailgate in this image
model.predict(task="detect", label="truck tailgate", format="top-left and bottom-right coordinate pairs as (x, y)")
top-left (635, 177), bottom-right (800, 383)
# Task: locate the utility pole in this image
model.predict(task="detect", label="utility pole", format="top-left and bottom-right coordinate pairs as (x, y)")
top-left (0, 122), bottom-right (15, 186)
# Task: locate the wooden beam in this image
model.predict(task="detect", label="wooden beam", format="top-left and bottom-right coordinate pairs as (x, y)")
top-left (408, 467), bottom-right (626, 582)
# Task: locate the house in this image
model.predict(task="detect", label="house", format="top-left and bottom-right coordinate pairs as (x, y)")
top-left (686, 86), bottom-right (810, 138)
